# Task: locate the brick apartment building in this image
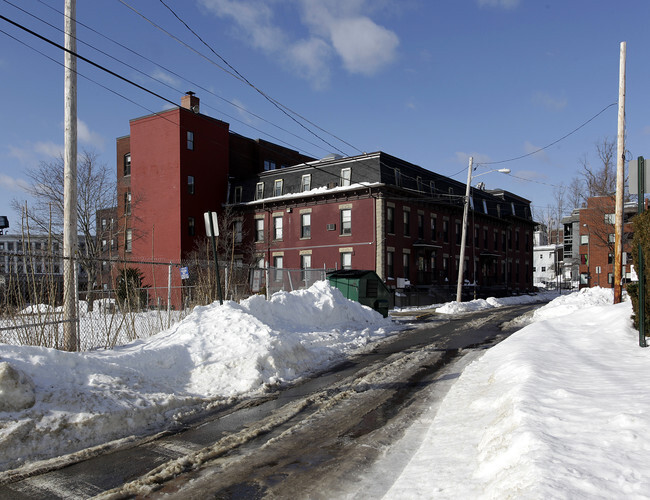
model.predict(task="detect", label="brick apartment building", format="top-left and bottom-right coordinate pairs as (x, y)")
top-left (115, 92), bottom-right (536, 307)
top-left (574, 195), bottom-right (636, 288)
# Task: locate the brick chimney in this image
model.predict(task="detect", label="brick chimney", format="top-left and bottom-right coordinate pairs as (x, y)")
top-left (181, 91), bottom-right (199, 114)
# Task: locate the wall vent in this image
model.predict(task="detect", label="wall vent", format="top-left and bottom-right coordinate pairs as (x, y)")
top-left (326, 223), bottom-right (336, 231)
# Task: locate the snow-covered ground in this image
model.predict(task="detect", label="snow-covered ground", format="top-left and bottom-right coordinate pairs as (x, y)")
top-left (0, 282), bottom-right (646, 498)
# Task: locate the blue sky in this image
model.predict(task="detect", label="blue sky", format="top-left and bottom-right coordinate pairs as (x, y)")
top-left (1, 0), bottom-right (649, 233)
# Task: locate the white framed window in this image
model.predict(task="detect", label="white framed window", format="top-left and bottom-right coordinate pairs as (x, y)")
top-left (301, 254), bottom-right (312, 281)
top-left (341, 251), bottom-right (352, 270)
top-left (273, 216), bottom-right (283, 240)
top-left (605, 213), bottom-right (615, 224)
top-left (125, 229), bottom-right (132, 253)
top-left (235, 220), bottom-right (243, 243)
top-left (341, 167), bottom-right (351, 186)
top-left (301, 213), bottom-right (311, 238)
top-left (340, 209), bottom-right (351, 235)
top-left (255, 182), bottom-right (264, 200)
top-left (580, 234), bottom-right (589, 245)
top-left (273, 255), bottom-right (283, 282)
top-left (255, 218), bottom-right (264, 242)
top-left (274, 179), bottom-right (283, 197)
top-left (187, 131), bottom-right (194, 150)
top-left (301, 174), bottom-right (311, 192)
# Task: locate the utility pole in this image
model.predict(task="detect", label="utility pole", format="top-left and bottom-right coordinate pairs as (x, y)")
top-left (63, 0), bottom-right (78, 351)
top-left (456, 156), bottom-right (473, 302)
top-left (614, 41), bottom-right (626, 304)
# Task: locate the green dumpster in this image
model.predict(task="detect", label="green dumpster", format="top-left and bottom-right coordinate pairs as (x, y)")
top-left (327, 270), bottom-right (391, 317)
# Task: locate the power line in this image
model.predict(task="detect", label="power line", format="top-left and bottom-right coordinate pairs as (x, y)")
top-left (118, 0), bottom-right (350, 157)
top-left (22, 0), bottom-right (333, 156)
top-left (477, 102), bottom-right (618, 167)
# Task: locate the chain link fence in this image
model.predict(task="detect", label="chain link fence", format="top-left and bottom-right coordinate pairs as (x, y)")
top-left (0, 250), bottom-right (333, 351)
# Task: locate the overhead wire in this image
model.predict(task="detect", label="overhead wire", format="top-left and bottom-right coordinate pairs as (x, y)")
top-left (119, 0), bottom-right (350, 158)
top-left (25, 0), bottom-right (334, 156)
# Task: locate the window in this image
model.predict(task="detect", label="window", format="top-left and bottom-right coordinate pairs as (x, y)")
top-left (235, 220), bottom-right (243, 243)
top-left (484, 228), bottom-right (488, 249)
top-left (124, 191), bottom-right (131, 216)
top-left (394, 168), bottom-right (402, 187)
top-left (301, 213), bottom-right (311, 238)
top-left (340, 209), bottom-right (352, 235)
top-left (580, 234), bottom-right (589, 245)
top-left (102, 239), bottom-right (107, 250)
top-left (255, 182), bottom-right (264, 200)
top-left (541, 266), bottom-right (546, 272)
top-left (443, 220), bottom-right (449, 243)
top-left (301, 174), bottom-right (311, 192)
top-left (273, 216), bottom-right (283, 240)
top-left (301, 254), bottom-right (312, 281)
top-left (482, 200), bottom-right (488, 214)
top-left (387, 250), bottom-right (394, 278)
top-left (387, 206), bottom-right (395, 234)
top-left (455, 221), bottom-right (461, 244)
top-left (264, 160), bottom-right (276, 171)
top-left (125, 229), bottom-right (132, 252)
top-left (188, 175), bottom-right (195, 195)
top-left (341, 252), bottom-right (352, 270)
top-left (608, 233), bottom-right (615, 243)
top-left (123, 153), bottom-right (131, 176)
top-left (605, 213), bottom-right (615, 224)
top-left (102, 218), bottom-right (107, 230)
top-left (274, 179), bottom-right (283, 197)
top-left (416, 176), bottom-right (423, 191)
top-left (403, 253), bottom-right (410, 279)
top-left (431, 216), bottom-right (437, 241)
top-left (418, 214), bottom-right (424, 239)
top-left (340, 168), bottom-right (351, 186)
top-left (273, 255), bottom-right (283, 282)
top-left (234, 186), bottom-right (242, 203)
top-left (403, 210), bottom-right (410, 237)
top-left (255, 218), bottom-right (264, 242)
top-left (188, 216), bottom-right (195, 236)
top-left (187, 131), bottom-right (194, 150)
top-left (430, 180), bottom-right (436, 193)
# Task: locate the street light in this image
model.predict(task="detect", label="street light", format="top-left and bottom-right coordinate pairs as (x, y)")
top-left (456, 157), bottom-right (510, 302)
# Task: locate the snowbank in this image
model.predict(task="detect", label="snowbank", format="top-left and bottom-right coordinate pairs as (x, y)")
top-left (0, 281), bottom-right (396, 472)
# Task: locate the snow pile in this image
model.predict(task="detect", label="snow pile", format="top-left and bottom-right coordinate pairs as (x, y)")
top-left (0, 281), bottom-right (395, 472)
top-left (435, 290), bottom-right (556, 315)
top-left (386, 287), bottom-right (650, 498)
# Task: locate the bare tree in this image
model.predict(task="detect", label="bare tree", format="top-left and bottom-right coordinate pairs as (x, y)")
top-left (11, 150), bottom-right (116, 308)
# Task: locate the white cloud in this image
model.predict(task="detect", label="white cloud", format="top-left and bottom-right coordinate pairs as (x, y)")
top-left (34, 141), bottom-right (63, 158)
top-left (0, 173), bottom-right (29, 193)
top-left (199, 0), bottom-right (399, 88)
top-left (524, 141), bottom-right (550, 162)
top-left (151, 68), bottom-right (181, 88)
top-left (477, 0), bottom-right (520, 9)
top-left (533, 91), bottom-right (567, 111)
top-left (328, 17), bottom-right (399, 75)
top-left (77, 120), bottom-right (105, 150)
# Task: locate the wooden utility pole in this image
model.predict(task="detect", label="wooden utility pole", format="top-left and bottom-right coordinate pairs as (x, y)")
top-left (456, 156), bottom-right (473, 302)
top-left (63, 0), bottom-right (78, 350)
top-left (614, 41), bottom-right (626, 304)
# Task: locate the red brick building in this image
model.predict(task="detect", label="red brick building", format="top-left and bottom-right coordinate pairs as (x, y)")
top-left (116, 93), bottom-right (535, 307)
top-left (577, 195), bottom-right (636, 288)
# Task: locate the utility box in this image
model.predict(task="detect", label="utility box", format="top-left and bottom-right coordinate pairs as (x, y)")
top-left (327, 269), bottom-right (391, 317)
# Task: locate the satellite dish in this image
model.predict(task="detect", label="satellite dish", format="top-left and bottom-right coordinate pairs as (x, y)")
top-left (191, 105), bottom-right (199, 114)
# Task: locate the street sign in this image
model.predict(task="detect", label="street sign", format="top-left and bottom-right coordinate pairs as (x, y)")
top-left (180, 266), bottom-right (189, 280)
top-left (629, 157), bottom-right (650, 194)
top-left (204, 212), bottom-right (219, 237)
